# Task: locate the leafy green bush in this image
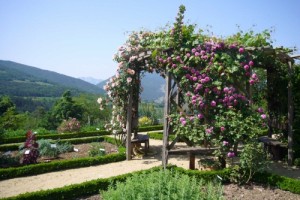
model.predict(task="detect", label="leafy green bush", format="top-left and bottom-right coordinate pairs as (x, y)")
top-left (294, 158), bottom-right (300, 167)
top-left (37, 139), bottom-right (74, 158)
top-left (139, 116), bottom-right (153, 126)
top-left (0, 153), bottom-right (20, 167)
top-left (230, 142), bottom-right (269, 184)
top-left (56, 140), bottom-right (73, 153)
top-left (38, 139), bottom-right (59, 158)
top-left (88, 142), bottom-right (106, 157)
top-left (101, 169), bottom-right (223, 200)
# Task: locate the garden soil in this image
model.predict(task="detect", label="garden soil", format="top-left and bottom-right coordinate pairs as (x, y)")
top-left (0, 137), bottom-right (299, 199)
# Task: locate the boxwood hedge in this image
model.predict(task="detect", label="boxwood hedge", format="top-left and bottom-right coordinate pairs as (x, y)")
top-left (1, 166), bottom-right (300, 200)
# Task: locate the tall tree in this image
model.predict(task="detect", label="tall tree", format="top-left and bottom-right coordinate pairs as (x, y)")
top-left (49, 91), bottom-right (84, 129)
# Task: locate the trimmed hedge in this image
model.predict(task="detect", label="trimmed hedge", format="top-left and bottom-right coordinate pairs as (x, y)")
top-left (147, 131), bottom-right (177, 141)
top-left (0, 136), bottom-right (118, 151)
top-left (1, 166), bottom-right (162, 200)
top-left (1, 166), bottom-right (230, 200)
top-left (0, 148), bottom-right (125, 181)
top-left (0, 138), bottom-right (125, 180)
top-left (2, 125), bottom-right (163, 145)
top-left (1, 166), bottom-right (300, 200)
top-left (2, 130), bottom-right (110, 144)
top-left (137, 125), bottom-right (163, 132)
top-left (253, 171), bottom-right (300, 194)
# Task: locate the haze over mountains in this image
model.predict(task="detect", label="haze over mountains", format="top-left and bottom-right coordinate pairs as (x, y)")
top-left (0, 60), bottom-right (165, 103)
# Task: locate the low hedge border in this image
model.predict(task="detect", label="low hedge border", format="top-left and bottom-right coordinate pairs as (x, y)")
top-left (148, 131), bottom-right (176, 141)
top-left (253, 171), bottom-right (300, 194)
top-left (137, 125), bottom-right (163, 132)
top-left (2, 166), bottom-right (300, 200)
top-left (2, 130), bottom-right (110, 144)
top-left (1, 166), bottom-right (230, 200)
top-left (2, 125), bottom-right (163, 145)
top-left (0, 137), bottom-right (125, 180)
top-left (0, 136), bottom-right (114, 151)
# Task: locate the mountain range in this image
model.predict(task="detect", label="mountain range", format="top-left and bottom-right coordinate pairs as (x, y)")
top-left (0, 60), bottom-right (165, 110)
top-left (0, 60), bottom-right (104, 97)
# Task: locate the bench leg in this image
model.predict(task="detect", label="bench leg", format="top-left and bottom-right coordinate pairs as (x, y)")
top-left (188, 152), bottom-right (195, 170)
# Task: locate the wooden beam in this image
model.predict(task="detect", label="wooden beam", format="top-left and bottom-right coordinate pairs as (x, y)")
top-left (287, 60), bottom-right (294, 166)
top-left (290, 54), bottom-right (300, 59)
top-left (126, 88), bottom-right (133, 160)
top-left (162, 71), bottom-right (171, 169)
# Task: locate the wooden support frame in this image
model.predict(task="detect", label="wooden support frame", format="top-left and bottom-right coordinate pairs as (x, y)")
top-left (162, 71), bottom-right (171, 169)
top-left (126, 88), bottom-right (133, 160)
top-left (287, 60), bottom-right (294, 166)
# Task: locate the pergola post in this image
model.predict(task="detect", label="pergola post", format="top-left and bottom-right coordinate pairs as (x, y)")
top-left (162, 71), bottom-right (171, 169)
top-left (126, 88), bottom-right (133, 160)
top-left (287, 60), bottom-right (294, 166)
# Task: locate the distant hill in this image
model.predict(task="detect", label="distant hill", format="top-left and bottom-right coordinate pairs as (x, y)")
top-left (0, 60), bottom-right (104, 111)
top-left (97, 73), bottom-right (165, 102)
top-left (78, 77), bottom-right (102, 85)
top-left (0, 60), bottom-right (104, 97)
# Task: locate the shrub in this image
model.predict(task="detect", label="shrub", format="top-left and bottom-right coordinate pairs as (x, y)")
top-left (37, 139), bottom-right (74, 158)
top-left (88, 142), bottom-right (106, 157)
top-left (37, 139), bottom-right (59, 158)
top-left (138, 116), bottom-right (153, 127)
top-left (101, 169), bottom-right (223, 200)
top-left (294, 158), bottom-right (300, 167)
top-left (0, 153), bottom-right (20, 167)
top-left (230, 142), bottom-right (269, 184)
top-left (56, 140), bottom-right (73, 153)
top-left (57, 118), bottom-right (81, 133)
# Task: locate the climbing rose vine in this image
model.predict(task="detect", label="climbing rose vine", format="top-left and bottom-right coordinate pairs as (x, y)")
top-left (99, 5), bottom-right (271, 164)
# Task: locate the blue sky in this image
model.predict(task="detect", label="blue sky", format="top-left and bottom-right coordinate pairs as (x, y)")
top-left (1, 0), bottom-right (299, 80)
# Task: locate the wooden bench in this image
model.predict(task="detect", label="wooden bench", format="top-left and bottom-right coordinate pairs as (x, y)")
top-left (259, 136), bottom-right (287, 160)
top-left (168, 147), bottom-right (217, 170)
top-left (131, 134), bottom-right (150, 153)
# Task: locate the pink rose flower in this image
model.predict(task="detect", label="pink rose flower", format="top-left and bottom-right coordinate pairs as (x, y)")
top-left (227, 152), bottom-right (235, 158)
top-left (210, 100), bottom-right (216, 107)
top-left (239, 47), bottom-right (244, 54)
top-left (261, 114), bottom-right (267, 119)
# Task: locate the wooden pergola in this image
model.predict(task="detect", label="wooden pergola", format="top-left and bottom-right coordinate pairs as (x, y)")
top-left (124, 47), bottom-right (300, 167)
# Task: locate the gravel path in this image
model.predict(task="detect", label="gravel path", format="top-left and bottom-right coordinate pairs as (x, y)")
top-left (0, 139), bottom-right (194, 198)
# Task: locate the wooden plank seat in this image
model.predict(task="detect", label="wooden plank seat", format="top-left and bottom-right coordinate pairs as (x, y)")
top-left (168, 147), bottom-right (218, 170)
top-left (258, 136), bottom-right (287, 160)
top-left (131, 134), bottom-right (150, 154)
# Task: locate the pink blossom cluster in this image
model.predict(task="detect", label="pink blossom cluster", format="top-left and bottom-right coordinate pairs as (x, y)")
top-left (249, 73), bottom-right (259, 85)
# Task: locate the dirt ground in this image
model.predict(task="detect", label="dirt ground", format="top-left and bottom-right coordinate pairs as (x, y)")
top-left (1, 138), bottom-right (299, 199)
